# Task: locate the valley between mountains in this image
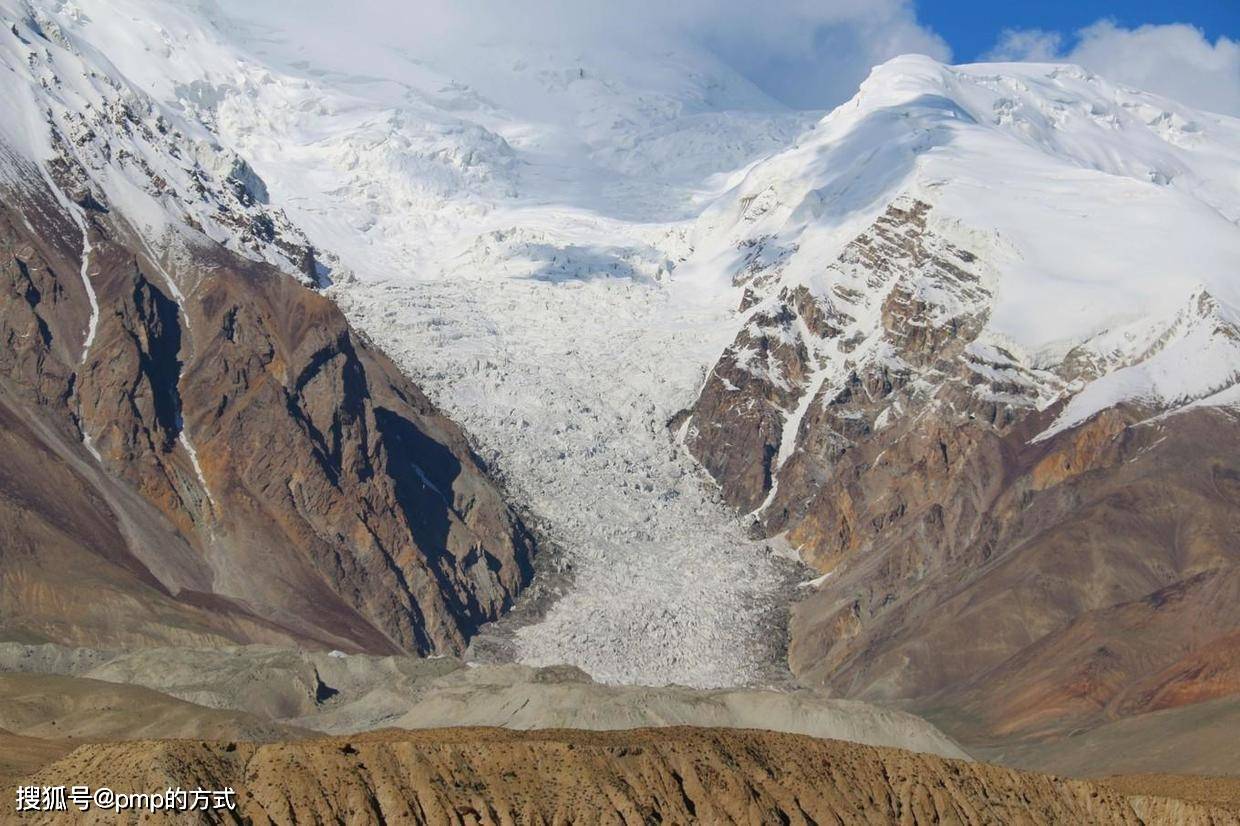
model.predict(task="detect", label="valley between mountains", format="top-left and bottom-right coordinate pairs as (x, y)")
top-left (0, 0), bottom-right (1239, 819)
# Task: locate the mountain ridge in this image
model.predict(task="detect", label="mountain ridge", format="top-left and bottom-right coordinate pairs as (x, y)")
top-left (0, 0), bottom-right (537, 656)
top-left (1, 0), bottom-right (1238, 769)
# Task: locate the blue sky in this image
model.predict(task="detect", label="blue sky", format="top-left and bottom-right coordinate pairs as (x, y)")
top-left (679, 0), bottom-right (1240, 112)
top-left (919, 0), bottom-right (1239, 62)
top-left (755, 0), bottom-right (1240, 113)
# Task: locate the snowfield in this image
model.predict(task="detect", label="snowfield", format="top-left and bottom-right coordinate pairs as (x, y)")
top-left (4, 0), bottom-right (1240, 687)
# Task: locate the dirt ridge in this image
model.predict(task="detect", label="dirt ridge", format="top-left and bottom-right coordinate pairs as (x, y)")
top-left (12, 727), bottom-right (1240, 825)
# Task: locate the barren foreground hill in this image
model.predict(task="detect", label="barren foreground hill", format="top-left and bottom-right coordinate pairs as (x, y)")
top-left (10, 727), bottom-right (1240, 826)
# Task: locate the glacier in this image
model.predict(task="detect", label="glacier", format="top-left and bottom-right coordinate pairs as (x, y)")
top-left (3, 0), bottom-right (1239, 687)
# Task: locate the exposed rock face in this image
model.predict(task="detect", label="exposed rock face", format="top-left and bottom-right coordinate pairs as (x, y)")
top-left (17, 727), bottom-right (1240, 825)
top-left (684, 197), bottom-right (1240, 746)
top-left (686, 282), bottom-right (834, 514)
top-left (789, 406), bottom-right (1240, 742)
top-left (687, 199), bottom-right (995, 518)
top-left (0, 144), bottom-right (534, 655)
top-left (0, 8), bottom-right (538, 656)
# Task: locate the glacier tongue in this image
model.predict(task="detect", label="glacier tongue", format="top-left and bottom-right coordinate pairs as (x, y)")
top-left (334, 274), bottom-right (807, 688)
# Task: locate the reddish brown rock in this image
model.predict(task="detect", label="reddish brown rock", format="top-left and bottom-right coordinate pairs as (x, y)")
top-left (0, 156), bottom-right (534, 656)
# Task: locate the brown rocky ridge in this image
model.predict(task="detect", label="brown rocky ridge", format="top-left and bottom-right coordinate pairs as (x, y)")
top-left (11, 726), bottom-right (1240, 826)
top-left (0, 22), bottom-right (535, 656)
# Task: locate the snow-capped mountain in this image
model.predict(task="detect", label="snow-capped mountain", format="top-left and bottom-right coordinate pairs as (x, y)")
top-left (28, 0), bottom-right (811, 285)
top-left (0, 0), bottom-right (814, 687)
top-left (13, 3), bottom-right (1234, 410)
top-left (682, 54), bottom-right (1240, 514)
top-left (2, 0), bottom-right (1239, 712)
top-left (0, 0), bottom-right (537, 658)
top-left (674, 58), bottom-right (1240, 738)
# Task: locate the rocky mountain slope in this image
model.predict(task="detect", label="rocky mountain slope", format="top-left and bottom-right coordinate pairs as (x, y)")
top-left (0, 672), bottom-right (303, 744)
top-left (0, 2), bottom-right (534, 655)
top-left (680, 57), bottom-right (1240, 743)
top-left (1, 0), bottom-right (1238, 775)
top-left (16, 727), bottom-right (1240, 826)
top-left (975, 694), bottom-right (1240, 779)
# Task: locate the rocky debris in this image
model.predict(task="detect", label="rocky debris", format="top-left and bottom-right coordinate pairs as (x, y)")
top-left (1101, 774), bottom-right (1240, 815)
top-left (17, 727), bottom-right (1240, 825)
top-left (0, 643), bottom-right (968, 762)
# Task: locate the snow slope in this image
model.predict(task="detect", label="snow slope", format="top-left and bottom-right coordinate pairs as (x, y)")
top-left (0, 0), bottom-right (316, 280)
top-left (4, 1), bottom-right (1239, 686)
top-left (682, 55), bottom-right (1240, 457)
top-left (689, 55), bottom-right (1240, 342)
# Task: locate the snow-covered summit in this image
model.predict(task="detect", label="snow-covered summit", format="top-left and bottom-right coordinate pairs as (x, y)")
top-left (0, 0), bottom-right (322, 278)
top-left (9, 4), bottom-right (1235, 357)
top-left (694, 53), bottom-right (1240, 343)
top-left (685, 53), bottom-right (1240, 438)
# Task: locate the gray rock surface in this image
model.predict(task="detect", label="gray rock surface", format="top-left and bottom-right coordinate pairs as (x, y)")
top-left (0, 642), bottom-right (968, 760)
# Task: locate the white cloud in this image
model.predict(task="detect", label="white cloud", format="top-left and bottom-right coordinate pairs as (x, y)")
top-left (692, 0), bottom-right (952, 108)
top-left (986, 21), bottom-right (1240, 116)
top-left (985, 28), bottom-right (1063, 63)
top-left (216, 0), bottom-right (950, 111)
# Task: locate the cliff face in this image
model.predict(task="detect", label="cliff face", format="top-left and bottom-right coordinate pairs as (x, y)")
top-left (684, 197), bottom-right (1240, 743)
top-left (0, 111), bottom-right (534, 656)
top-left (686, 199), bottom-right (994, 520)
